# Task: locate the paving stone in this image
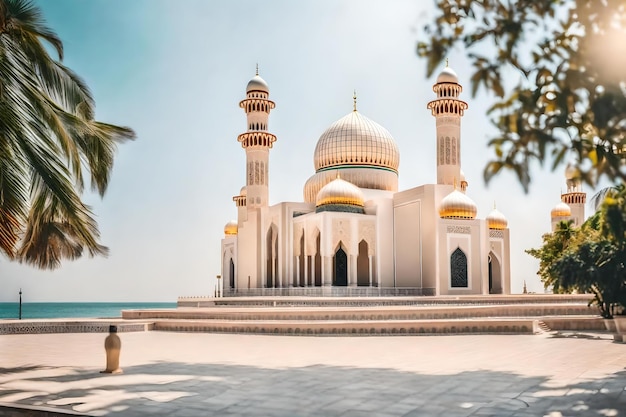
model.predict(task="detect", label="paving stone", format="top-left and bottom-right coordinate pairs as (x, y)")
top-left (1, 332), bottom-right (626, 416)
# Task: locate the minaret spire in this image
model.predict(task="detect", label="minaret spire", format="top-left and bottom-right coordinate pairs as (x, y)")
top-left (427, 63), bottom-right (468, 186)
top-left (353, 90), bottom-right (357, 112)
top-left (236, 69), bottom-right (276, 209)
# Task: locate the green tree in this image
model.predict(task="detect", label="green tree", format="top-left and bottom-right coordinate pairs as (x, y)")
top-left (526, 220), bottom-right (578, 293)
top-left (528, 188), bottom-right (626, 318)
top-left (0, 0), bottom-right (135, 269)
top-left (418, 0), bottom-right (626, 191)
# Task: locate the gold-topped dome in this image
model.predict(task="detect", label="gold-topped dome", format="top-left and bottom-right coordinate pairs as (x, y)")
top-left (439, 189), bottom-right (477, 219)
top-left (486, 207), bottom-right (508, 230)
top-left (551, 201), bottom-right (571, 218)
top-left (315, 178), bottom-right (365, 213)
top-left (224, 220), bottom-right (238, 236)
top-left (313, 111), bottom-right (399, 173)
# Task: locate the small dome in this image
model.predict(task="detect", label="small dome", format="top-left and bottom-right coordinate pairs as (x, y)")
top-left (315, 178), bottom-right (365, 213)
top-left (439, 190), bottom-right (477, 219)
top-left (436, 66), bottom-right (459, 84)
top-left (551, 201), bottom-right (571, 218)
top-left (246, 74), bottom-right (269, 93)
top-left (224, 220), bottom-right (238, 236)
top-left (240, 186), bottom-right (247, 196)
top-left (486, 208), bottom-right (508, 230)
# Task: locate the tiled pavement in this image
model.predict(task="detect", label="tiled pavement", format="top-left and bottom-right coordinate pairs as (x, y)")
top-left (1, 331), bottom-right (625, 416)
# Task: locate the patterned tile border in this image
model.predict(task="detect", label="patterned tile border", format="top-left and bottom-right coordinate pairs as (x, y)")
top-left (0, 322), bottom-right (152, 335)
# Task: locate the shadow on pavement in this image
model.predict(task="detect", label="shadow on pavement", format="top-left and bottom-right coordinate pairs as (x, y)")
top-left (0, 361), bottom-right (624, 417)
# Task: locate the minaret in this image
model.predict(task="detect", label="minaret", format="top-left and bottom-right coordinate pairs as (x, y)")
top-left (561, 164), bottom-right (586, 227)
top-left (236, 66), bottom-right (276, 209)
top-left (427, 61), bottom-right (468, 186)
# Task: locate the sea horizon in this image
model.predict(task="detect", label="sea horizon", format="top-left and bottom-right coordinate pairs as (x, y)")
top-left (0, 302), bottom-right (177, 320)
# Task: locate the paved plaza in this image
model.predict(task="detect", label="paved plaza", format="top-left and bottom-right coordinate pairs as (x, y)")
top-left (1, 331), bottom-right (625, 416)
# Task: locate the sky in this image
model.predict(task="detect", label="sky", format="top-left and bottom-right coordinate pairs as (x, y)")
top-left (0, 0), bottom-right (606, 302)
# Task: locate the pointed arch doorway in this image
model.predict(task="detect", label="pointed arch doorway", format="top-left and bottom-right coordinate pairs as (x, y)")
top-left (333, 246), bottom-right (348, 286)
top-left (488, 253), bottom-right (502, 294)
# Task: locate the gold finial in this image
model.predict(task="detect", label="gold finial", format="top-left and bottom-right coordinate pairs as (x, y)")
top-left (493, 201), bottom-right (497, 210)
top-left (353, 90), bottom-right (357, 112)
top-left (255, 63), bottom-right (259, 76)
top-left (336, 170), bottom-right (341, 179)
top-left (453, 177), bottom-right (457, 190)
top-left (445, 58), bottom-right (449, 67)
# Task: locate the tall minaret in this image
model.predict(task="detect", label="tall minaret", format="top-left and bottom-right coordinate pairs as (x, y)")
top-left (561, 164), bottom-right (586, 227)
top-left (427, 62), bottom-right (468, 186)
top-left (237, 67), bottom-right (276, 209)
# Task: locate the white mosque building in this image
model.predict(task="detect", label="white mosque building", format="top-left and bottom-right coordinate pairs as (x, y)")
top-left (221, 66), bottom-right (511, 296)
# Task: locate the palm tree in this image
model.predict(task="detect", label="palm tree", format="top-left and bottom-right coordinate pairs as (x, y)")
top-left (0, 0), bottom-right (135, 269)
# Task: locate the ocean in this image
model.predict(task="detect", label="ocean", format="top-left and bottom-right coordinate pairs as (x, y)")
top-left (0, 302), bottom-right (176, 319)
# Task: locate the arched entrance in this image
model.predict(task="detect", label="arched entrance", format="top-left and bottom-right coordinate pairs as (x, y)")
top-left (357, 240), bottom-right (369, 286)
top-left (229, 258), bottom-right (235, 289)
top-left (266, 224), bottom-right (278, 288)
top-left (314, 233), bottom-right (322, 286)
top-left (298, 233), bottom-right (305, 287)
top-left (333, 245), bottom-right (348, 286)
top-left (488, 253), bottom-right (502, 294)
top-left (450, 247), bottom-right (468, 288)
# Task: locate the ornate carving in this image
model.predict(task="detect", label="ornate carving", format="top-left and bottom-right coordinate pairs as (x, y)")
top-left (447, 225), bottom-right (471, 234)
top-left (439, 137), bottom-right (444, 165)
top-left (490, 230), bottom-right (504, 238)
top-left (451, 137), bottom-right (457, 165)
top-left (358, 220), bottom-right (377, 256)
top-left (436, 116), bottom-right (460, 126)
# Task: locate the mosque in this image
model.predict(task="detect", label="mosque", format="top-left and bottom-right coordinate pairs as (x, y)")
top-left (220, 65), bottom-right (512, 296)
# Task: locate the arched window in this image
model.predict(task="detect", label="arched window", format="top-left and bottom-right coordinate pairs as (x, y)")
top-left (450, 247), bottom-right (468, 287)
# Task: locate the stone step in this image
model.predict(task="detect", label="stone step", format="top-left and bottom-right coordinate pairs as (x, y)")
top-left (153, 317), bottom-right (540, 335)
top-left (123, 303), bottom-right (596, 321)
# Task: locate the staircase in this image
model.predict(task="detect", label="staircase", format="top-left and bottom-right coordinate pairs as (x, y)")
top-left (120, 294), bottom-right (603, 336)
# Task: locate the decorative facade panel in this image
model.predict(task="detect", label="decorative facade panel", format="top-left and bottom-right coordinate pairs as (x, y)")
top-left (447, 225), bottom-right (471, 234)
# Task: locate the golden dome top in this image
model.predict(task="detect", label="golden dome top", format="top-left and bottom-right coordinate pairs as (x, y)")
top-left (224, 220), bottom-right (238, 236)
top-left (551, 201), bottom-right (571, 218)
top-left (313, 111), bottom-right (399, 173)
top-left (315, 178), bottom-right (365, 213)
top-left (439, 189), bottom-right (477, 219)
top-left (486, 207), bottom-right (508, 230)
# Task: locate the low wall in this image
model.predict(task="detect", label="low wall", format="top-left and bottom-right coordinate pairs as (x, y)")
top-left (0, 321), bottom-right (152, 335)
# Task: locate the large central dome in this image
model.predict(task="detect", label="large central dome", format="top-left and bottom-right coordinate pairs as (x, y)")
top-left (304, 110), bottom-right (400, 203)
top-left (313, 111), bottom-right (399, 172)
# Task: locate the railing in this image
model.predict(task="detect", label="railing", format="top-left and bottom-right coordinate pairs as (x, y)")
top-left (220, 287), bottom-right (435, 297)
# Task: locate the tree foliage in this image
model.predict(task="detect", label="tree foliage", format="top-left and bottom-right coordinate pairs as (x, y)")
top-left (0, 0), bottom-right (135, 269)
top-left (418, 0), bottom-right (626, 191)
top-left (527, 187), bottom-right (626, 318)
